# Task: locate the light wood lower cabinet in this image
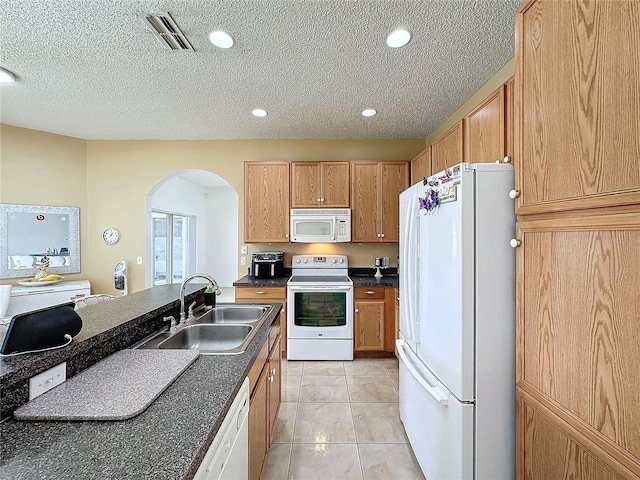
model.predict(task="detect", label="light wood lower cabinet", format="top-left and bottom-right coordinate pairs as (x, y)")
top-left (248, 364), bottom-right (268, 480)
top-left (248, 326), bottom-right (282, 480)
top-left (354, 287), bottom-right (385, 352)
top-left (236, 286), bottom-right (286, 354)
top-left (267, 337), bottom-right (281, 442)
top-left (394, 288), bottom-right (400, 357)
top-left (354, 286), bottom-right (400, 354)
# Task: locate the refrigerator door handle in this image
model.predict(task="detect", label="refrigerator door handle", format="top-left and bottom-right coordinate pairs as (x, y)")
top-left (396, 339), bottom-right (449, 406)
top-left (401, 196), bottom-right (418, 342)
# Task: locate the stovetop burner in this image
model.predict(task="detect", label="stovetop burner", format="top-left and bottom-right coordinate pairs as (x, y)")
top-left (288, 275), bottom-right (352, 285)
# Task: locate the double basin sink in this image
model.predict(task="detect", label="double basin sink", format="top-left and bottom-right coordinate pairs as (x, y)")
top-left (132, 304), bottom-right (274, 355)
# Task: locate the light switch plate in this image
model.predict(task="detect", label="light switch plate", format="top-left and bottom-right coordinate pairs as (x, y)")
top-left (240, 256), bottom-right (247, 266)
top-left (30, 362), bottom-right (66, 400)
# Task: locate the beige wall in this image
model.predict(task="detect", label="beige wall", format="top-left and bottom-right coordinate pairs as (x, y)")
top-left (0, 131), bottom-right (423, 293)
top-left (0, 124), bottom-right (88, 285)
top-left (85, 139), bottom-right (424, 293)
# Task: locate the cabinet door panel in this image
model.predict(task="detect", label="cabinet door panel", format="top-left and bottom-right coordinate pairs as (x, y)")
top-left (518, 394), bottom-right (627, 480)
top-left (380, 163), bottom-right (409, 243)
top-left (268, 337), bottom-right (282, 444)
top-left (411, 147), bottom-right (431, 185)
top-left (505, 76), bottom-right (515, 164)
top-left (249, 367), bottom-right (268, 480)
top-left (321, 162), bottom-right (350, 207)
top-left (244, 162), bottom-right (290, 242)
top-left (431, 120), bottom-right (463, 174)
top-left (354, 301), bottom-right (384, 351)
top-left (351, 162), bottom-right (380, 242)
top-left (291, 162), bottom-right (320, 208)
top-left (517, 215), bottom-right (640, 459)
top-left (464, 85), bottom-right (505, 164)
top-left (516, 0), bottom-right (640, 214)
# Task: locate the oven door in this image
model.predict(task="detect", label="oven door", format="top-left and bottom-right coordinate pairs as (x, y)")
top-left (287, 285), bottom-right (354, 339)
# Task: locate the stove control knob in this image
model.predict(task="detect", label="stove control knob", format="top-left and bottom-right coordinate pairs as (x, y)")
top-left (332, 259), bottom-right (337, 264)
top-left (339, 258), bottom-right (344, 263)
top-left (295, 259), bottom-right (301, 264)
top-left (303, 259), bottom-right (308, 263)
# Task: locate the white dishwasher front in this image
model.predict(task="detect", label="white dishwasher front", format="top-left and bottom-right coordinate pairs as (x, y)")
top-left (194, 377), bottom-right (250, 480)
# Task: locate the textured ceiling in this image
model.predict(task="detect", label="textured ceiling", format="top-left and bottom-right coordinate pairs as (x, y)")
top-left (0, 0), bottom-right (521, 140)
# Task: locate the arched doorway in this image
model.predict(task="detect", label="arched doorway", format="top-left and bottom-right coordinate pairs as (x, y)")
top-left (145, 170), bottom-right (239, 290)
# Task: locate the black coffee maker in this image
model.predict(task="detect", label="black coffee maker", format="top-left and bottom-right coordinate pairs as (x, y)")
top-left (250, 252), bottom-right (285, 278)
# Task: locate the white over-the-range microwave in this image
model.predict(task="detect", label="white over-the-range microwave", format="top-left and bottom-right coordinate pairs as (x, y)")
top-left (289, 208), bottom-right (351, 243)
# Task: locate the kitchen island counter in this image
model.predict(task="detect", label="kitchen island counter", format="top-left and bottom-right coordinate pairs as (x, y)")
top-left (0, 286), bottom-right (281, 480)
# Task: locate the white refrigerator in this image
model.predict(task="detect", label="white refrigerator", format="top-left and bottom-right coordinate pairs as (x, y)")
top-left (397, 163), bottom-right (516, 480)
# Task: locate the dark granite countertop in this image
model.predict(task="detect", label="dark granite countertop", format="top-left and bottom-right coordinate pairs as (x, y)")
top-left (0, 285), bottom-right (281, 480)
top-left (233, 273), bottom-right (399, 289)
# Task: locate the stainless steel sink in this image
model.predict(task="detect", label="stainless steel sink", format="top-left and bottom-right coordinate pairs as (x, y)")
top-left (132, 304), bottom-right (275, 355)
top-left (194, 305), bottom-right (270, 324)
top-left (157, 324), bottom-right (253, 353)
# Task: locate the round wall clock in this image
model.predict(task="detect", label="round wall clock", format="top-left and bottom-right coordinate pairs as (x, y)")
top-left (102, 227), bottom-right (120, 244)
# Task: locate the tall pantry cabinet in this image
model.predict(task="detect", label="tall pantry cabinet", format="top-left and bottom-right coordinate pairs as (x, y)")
top-left (514, 1), bottom-right (640, 479)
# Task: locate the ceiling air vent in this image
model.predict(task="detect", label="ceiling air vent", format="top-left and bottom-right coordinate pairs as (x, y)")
top-left (139, 12), bottom-right (194, 51)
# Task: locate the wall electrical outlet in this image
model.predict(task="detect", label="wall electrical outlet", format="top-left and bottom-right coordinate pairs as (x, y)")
top-left (30, 362), bottom-right (66, 400)
top-left (383, 256), bottom-right (390, 267)
top-left (240, 256), bottom-right (247, 266)
top-left (136, 256), bottom-right (143, 265)
top-left (241, 245), bottom-right (248, 255)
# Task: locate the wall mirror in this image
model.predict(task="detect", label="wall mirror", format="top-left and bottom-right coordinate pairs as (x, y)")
top-left (0, 204), bottom-right (81, 279)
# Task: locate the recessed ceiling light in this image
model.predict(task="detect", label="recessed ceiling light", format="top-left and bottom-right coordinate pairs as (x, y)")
top-left (0, 67), bottom-right (17, 83)
top-left (362, 109), bottom-right (377, 117)
top-left (252, 109), bottom-right (268, 117)
top-left (208, 30), bottom-right (234, 49)
top-left (386, 29), bottom-right (411, 48)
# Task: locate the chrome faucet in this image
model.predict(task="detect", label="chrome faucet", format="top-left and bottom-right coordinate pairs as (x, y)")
top-left (179, 273), bottom-right (221, 324)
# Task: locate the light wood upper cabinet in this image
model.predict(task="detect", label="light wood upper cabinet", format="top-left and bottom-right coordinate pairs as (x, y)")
top-left (515, 0), bottom-right (640, 215)
top-left (431, 120), bottom-right (464, 175)
top-left (464, 85), bottom-right (506, 164)
top-left (505, 76), bottom-right (515, 164)
top-left (244, 162), bottom-right (290, 243)
top-left (351, 161), bottom-right (409, 243)
top-left (291, 161), bottom-right (350, 208)
top-left (410, 147), bottom-right (431, 185)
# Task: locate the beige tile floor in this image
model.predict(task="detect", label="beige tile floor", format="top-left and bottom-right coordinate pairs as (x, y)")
top-left (262, 357), bottom-right (426, 480)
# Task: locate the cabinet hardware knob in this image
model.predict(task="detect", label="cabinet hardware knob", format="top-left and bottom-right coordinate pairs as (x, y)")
top-left (281, 308), bottom-right (285, 313)
top-left (380, 233), bottom-right (385, 238)
top-left (365, 290), bottom-right (375, 295)
top-left (503, 156), bottom-right (511, 163)
top-left (271, 368), bottom-right (276, 375)
top-left (320, 198), bottom-right (325, 202)
top-left (317, 198), bottom-right (321, 202)
top-left (257, 291), bottom-right (266, 295)
top-left (509, 190), bottom-right (520, 199)
top-left (510, 239), bottom-right (521, 248)
top-left (355, 308), bottom-right (359, 313)
top-left (285, 233), bottom-right (290, 238)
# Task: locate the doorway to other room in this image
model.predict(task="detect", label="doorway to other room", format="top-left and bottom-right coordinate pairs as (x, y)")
top-left (145, 169), bottom-right (239, 291)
